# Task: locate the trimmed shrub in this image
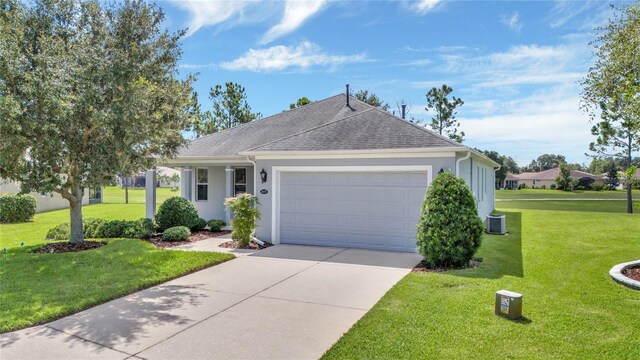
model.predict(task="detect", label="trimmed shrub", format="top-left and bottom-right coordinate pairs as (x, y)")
top-left (46, 223), bottom-right (71, 240)
top-left (207, 219), bottom-right (226, 232)
top-left (84, 218), bottom-right (107, 238)
top-left (578, 177), bottom-right (595, 190)
top-left (162, 226), bottom-right (191, 241)
top-left (191, 217), bottom-right (207, 231)
top-left (592, 184), bottom-right (604, 191)
top-left (0, 194), bottom-right (37, 223)
top-left (416, 172), bottom-right (484, 268)
top-left (224, 194), bottom-right (260, 247)
top-left (123, 218), bottom-right (156, 239)
top-left (550, 184), bottom-right (557, 190)
top-left (96, 220), bottom-right (133, 238)
top-left (155, 197), bottom-right (199, 231)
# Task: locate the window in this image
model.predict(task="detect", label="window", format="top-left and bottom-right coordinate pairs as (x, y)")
top-left (196, 168), bottom-right (208, 201)
top-left (234, 168), bottom-right (247, 195)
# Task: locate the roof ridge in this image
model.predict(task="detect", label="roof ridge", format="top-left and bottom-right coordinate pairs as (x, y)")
top-left (368, 106), bottom-right (464, 147)
top-left (187, 94), bottom-right (345, 143)
top-left (245, 108), bottom-right (376, 152)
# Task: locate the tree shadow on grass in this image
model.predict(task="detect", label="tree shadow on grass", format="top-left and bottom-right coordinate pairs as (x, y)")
top-left (450, 211), bottom-right (524, 279)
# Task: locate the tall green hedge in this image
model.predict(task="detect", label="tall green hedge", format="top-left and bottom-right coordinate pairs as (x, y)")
top-left (416, 172), bottom-right (484, 268)
top-left (0, 194), bottom-right (37, 223)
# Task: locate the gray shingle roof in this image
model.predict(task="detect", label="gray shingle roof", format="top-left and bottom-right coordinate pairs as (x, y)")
top-left (178, 94), bottom-right (464, 158)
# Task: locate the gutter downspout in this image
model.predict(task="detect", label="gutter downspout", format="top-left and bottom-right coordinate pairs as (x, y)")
top-left (246, 156), bottom-right (265, 246)
top-left (456, 151), bottom-right (471, 177)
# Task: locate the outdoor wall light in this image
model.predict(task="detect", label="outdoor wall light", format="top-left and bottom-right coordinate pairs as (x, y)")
top-left (439, 168), bottom-right (445, 174)
top-left (260, 169), bottom-right (268, 183)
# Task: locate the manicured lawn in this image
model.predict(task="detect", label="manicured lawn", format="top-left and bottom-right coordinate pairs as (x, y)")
top-left (497, 188), bottom-right (640, 199)
top-left (0, 203), bottom-right (149, 249)
top-left (102, 185), bottom-right (178, 204)
top-left (323, 208), bottom-right (640, 359)
top-left (496, 200), bottom-right (639, 213)
top-left (0, 239), bottom-right (233, 333)
top-left (0, 202), bottom-right (234, 333)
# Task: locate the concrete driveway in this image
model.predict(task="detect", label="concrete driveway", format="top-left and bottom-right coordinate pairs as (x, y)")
top-left (1, 245), bottom-right (421, 360)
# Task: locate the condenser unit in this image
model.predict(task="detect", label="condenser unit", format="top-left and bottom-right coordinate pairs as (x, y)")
top-left (486, 214), bottom-right (506, 235)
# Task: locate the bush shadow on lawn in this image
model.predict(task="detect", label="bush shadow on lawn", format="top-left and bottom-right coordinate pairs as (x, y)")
top-left (450, 211), bottom-right (524, 280)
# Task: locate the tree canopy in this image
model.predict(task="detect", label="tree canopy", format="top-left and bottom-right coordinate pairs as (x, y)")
top-left (580, 3), bottom-right (640, 213)
top-left (353, 89), bottom-right (390, 111)
top-left (425, 84), bottom-right (465, 143)
top-left (193, 82), bottom-right (261, 136)
top-left (0, 0), bottom-right (196, 242)
top-left (290, 97), bottom-right (312, 109)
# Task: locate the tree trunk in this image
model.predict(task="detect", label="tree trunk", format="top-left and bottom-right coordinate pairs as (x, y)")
top-left (69, 186), bottom-right (84, 244)
top-left (627, 184), bottom-right (633, 214)
top-left (125, 178), bottom-right (129, 204)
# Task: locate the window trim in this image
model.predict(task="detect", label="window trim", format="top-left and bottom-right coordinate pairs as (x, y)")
top-left (195, 167), bottom-right (208, 202)
top-left (234, 167), bottom-right (247, 196)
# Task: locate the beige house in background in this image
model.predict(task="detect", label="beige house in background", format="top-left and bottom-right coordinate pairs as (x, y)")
top-left (516, 167), bottom-right (604, 189)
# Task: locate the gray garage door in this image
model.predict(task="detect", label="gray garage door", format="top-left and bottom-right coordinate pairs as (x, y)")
top-left (278, 170), bottom-right (428, 252)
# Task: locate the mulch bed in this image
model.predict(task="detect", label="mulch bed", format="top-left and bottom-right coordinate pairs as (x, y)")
top-left (218, 240), bottom-right (271, 250)
top-left (34, 241), bottom-right (106, 254)
top-left (412, 258), bottom-right (481, 272)
top-left (146, 230), bottom-right (231, 249)
top-left (623, 266), bottom-right (640, 282)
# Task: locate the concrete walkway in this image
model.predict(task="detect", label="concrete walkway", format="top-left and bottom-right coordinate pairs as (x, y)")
top-left (1, 244), bottom-right (421, 360)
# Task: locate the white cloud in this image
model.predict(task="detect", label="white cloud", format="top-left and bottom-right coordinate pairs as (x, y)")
top-left (501, 11), bottom-right (523, 32)
top-left (172, 1), bottom-right (255, 37)
top-left (260, 0), bottom-right (327, 44)
top-left (459, 86), bottom-right (593, 164)
top-left (411, 0), bottom-right (444, 15)
top-left (220, 41), bottom-right (367, 72)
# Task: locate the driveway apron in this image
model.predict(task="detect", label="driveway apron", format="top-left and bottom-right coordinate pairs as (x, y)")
top-left (1, 245), bottom-right (421, 360)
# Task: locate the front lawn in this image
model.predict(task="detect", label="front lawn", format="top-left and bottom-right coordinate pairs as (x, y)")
top-left (0, 203), bottom-right (234, 333)
top-left (323, 208), bottom-right (640, 359)
top-left (496, 199), bottom-right (638, 213)
top-left (497, 188), bottom-right (640, 200)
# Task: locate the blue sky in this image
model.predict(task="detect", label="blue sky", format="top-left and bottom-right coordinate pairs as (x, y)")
top-left (158, 0), bottom-right (621, 166)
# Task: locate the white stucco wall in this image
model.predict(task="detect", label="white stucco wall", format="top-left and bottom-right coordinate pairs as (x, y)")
top-left (0, 180), bottom-right (90, 213)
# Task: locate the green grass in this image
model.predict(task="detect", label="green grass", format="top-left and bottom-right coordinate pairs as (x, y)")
top-left (323, 208), bottom-right (640, 359)
top-left (0, 203), bottom-right (149, 249)
top-left (496, 200), bottom-right (639, 213)
top-left (0, 239), bottom-right (234, 333)
top-left (0, 201), bottom-right (234, 333)
top-left (102, 185), bottom-right (178, 204)
top-left (497, 188), bottom-right (640, 199)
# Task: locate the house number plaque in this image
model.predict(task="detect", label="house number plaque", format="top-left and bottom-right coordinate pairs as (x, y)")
top-left (260, 189), bottom-right (268, 194)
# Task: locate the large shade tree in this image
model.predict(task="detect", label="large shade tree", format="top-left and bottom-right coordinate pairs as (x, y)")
top-left (580, 3), bottom-right (640, 213)
top-left (0, 0), bottom-right (196, 242)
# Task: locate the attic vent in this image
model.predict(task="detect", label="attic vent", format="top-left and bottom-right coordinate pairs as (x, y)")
top-left (486, 214), bottom-right (506, 235)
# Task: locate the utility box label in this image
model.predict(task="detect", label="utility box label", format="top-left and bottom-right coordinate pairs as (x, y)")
top-left (500, 296), bottom-right (509, 314)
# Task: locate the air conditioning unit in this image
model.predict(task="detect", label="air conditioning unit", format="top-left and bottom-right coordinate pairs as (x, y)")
top-left (486, 214), bottom-right (506, 235)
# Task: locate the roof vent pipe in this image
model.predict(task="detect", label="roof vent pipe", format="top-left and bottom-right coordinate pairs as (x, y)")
top-left (401, 104), bottom-right (406, 119)
top-left (345, 84), bottom-right (350, 107)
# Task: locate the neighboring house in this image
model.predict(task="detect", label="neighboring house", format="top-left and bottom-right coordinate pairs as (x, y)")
top-left (516, 167), bottom-right (604, 189)
top-left (496, 173), bottom-right (520, 190)
top-left (0, 180), bottom-right (97, 213)
top-left (146, 92), bottom-right (498, 253)
top-left (117, 166), bottom-right (180, 188)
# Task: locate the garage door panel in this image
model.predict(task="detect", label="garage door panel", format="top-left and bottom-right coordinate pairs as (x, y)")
top-left (278, 170), bottom-right (427, 252)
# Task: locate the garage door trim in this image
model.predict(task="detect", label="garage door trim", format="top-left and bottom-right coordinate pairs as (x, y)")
top-left (271, 165), bottom-right (433, 245)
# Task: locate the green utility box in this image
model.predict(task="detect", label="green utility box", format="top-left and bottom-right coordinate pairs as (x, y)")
top-left (495, 290), bottom-right (523, 320)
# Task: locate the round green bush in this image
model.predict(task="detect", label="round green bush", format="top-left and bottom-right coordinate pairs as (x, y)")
top-left (0, 194), bottom-right (37, 223)
top-left (155, 197), bottom-right (199, 231)
top-left (207, 219), bottom-right (226, 232)
top-left (191, 217), bottom-right (207, 231)
top-left (416, 172), bottom-right (484, 268)
top-left (46, 222), bottom-right (70, 240)
top-left (162, 226), bottom-right (191, 242)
